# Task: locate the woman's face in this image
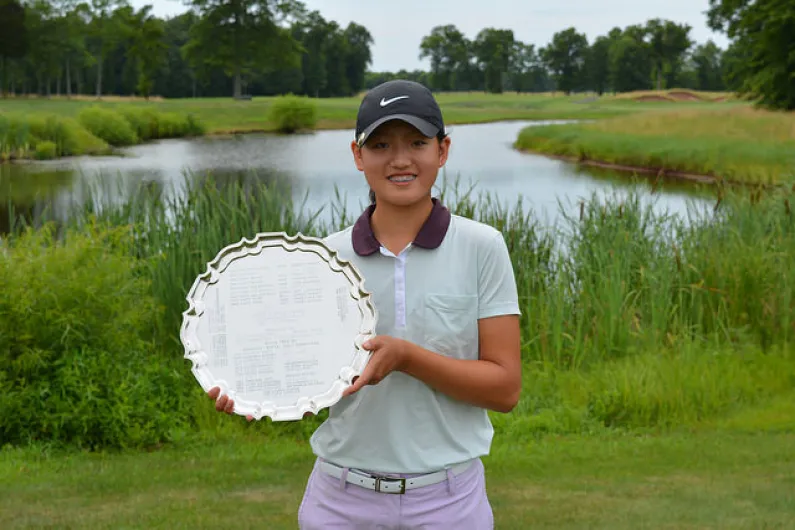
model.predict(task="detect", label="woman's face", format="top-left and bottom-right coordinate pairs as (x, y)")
top-left (351, 120), bottom-right (451, 208)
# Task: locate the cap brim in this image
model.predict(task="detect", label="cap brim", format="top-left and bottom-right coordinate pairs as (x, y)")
top-left (357, 114), bottom-right (440, 146)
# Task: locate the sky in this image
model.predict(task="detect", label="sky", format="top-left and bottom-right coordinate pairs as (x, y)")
top-left (134, 0), bottom-right (730, 72)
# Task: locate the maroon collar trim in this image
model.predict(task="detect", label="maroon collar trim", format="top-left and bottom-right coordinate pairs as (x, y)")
top-left (351, 198), bottom-right (452, 256)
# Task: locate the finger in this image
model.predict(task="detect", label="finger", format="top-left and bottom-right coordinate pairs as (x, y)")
top-left (363, 336), bottom-right (381, 350)
top-left (303, 411), bottom-right (315, 419)
top-left (224, 398), bottom-right (235, 415)
top-left (343, 373), bottom-right (370, 397)
top-left (215, 395), bottom-right (227, 412)
top-left (208, 387), bottom-right (220, 400)
top-left (246, 415), bottom-right (254, 422)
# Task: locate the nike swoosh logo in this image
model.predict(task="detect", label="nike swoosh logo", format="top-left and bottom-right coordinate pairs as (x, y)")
top-left (380, 96), bottom-right (409, 107)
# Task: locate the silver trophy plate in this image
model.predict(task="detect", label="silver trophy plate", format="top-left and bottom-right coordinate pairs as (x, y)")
top-left (180, 232), bottom-right (377, 421)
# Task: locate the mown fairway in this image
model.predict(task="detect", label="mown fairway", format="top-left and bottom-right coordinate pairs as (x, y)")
top-left (2, 408), bottom-right (794, 529)
top-left (0, 90), bottom-right (742, 134)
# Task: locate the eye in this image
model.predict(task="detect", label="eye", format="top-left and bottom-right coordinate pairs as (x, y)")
top-left (413, 139), bottom-right (428, 147)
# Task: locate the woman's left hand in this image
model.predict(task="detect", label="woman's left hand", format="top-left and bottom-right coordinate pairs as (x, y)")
top-left (342, 336), bottom-right (411, 397)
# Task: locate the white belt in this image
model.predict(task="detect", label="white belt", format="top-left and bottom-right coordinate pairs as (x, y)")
top-left (318, 460), bottom-right (474, 494)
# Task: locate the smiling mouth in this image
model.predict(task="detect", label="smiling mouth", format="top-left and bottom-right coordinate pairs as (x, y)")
top-left (388, 175), bottom-right (417, 183)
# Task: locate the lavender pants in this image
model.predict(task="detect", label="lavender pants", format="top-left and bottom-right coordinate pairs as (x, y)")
top-left (297, 458), bottom-right (494, 529)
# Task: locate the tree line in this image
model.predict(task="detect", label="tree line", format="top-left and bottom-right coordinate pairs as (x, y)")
top-left (0, 0), bottom-right (792, 110)
top-left (370, 21), bottom-right (729, 96)
top-left (0, 0), bottom-right (373, 99)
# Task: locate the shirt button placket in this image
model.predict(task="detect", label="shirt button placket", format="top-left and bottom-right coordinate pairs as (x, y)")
top-left (394, 251), bottom-right (407, 330)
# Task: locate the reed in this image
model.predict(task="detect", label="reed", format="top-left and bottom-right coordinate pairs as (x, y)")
top-left (3, 173), bottom-right (794, 446)
top-left (9, 173), bottom-right (794, 366)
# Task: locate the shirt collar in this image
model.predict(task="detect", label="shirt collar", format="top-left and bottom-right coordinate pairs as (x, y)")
top-left (351, 198), bottom-right (452, 256)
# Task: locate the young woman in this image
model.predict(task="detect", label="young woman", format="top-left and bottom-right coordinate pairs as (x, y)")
top-left (209, 80), bottom-right (522, 529)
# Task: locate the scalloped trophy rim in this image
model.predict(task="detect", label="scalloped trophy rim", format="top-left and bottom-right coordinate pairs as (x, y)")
top-left (179, 231), bottom-right (377, 422)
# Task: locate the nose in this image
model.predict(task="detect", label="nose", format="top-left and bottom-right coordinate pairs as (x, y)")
top-left (389, 143), bottom-right (411, 169)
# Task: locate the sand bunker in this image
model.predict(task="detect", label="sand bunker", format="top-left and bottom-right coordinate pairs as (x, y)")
top-left (667, 91), bottom-right (701, 101)
top-left (633, 95), bottom-right (672, 102)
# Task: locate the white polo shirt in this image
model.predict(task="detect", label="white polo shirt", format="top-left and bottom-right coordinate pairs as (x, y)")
top-left (310, 198), bottom-right (521, 474)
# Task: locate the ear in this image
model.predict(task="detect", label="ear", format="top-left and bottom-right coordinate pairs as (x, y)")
top-left (350, 140), bottom-right (365, 172)
top-left (438, 136), bottom-right (451, 167)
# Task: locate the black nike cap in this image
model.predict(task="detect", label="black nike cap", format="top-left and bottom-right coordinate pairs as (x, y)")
top-left (355, 80), bottom-right (445, 147)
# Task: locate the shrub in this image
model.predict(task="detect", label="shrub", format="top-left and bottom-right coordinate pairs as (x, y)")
top-left (26, 115), bottom-right (109, 157)
top-left (267, 95), bottom-right (317, 133)
top-left (77, 106), bottom-right (139, 147)
top-left (118, 107), bottom-right (206, 141)
top-left (33, 140), bottom-right (57, 160)
top-left (117, 107), bottom-right (160, 141)
top-left (0, 223), bottom-right (192, 449)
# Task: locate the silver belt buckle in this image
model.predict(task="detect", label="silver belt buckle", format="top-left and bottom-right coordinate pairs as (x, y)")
top-left (374, 476), bottom-right (406, 494)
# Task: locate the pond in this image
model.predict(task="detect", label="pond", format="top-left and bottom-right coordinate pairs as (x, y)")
top-left (1, 120), bottom-right (712, 234)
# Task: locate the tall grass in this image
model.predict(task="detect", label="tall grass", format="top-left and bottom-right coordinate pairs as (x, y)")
top-left (72, 176), bottom-right (795, 359)
top-left (515, 108), bottom-right (795, 185)
top-left (2, 174), bottom-right (794, 447)
top-left (0, 114), bottom-right (108, 160)
top-left (0, 107), bottom-right (205, 161)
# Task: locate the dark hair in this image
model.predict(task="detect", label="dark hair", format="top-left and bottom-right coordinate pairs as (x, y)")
top-left (368, 130), bottom-right (448, 205)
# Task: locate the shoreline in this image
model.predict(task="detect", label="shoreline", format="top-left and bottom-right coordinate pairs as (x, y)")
top-left (514, 147), bottom-right (783, 189)
top-left (2, 116), bottom-right (570, 165)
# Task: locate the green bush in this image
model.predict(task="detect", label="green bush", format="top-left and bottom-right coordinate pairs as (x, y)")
top-left (267, 95), bottom-right (317, 133)
top-left (77, 106), bottom-right (139, 147)
top-left (118, 107), bottom-right (206, 141)
top-left (26, 115), bottom-right (109, 157)
top-left (0, 223), bottom-right (192, 449)
top-left (33, 140), bottom-right (57, 160)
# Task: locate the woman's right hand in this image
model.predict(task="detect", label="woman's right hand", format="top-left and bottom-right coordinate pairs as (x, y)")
top-left (207, 386), bottom-right (315, 421)
top-left (208, 386), bottom-right (255, 421)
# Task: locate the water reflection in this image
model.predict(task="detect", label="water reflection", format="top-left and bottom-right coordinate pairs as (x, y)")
top-left (1, 120), bottom-right (714, 233)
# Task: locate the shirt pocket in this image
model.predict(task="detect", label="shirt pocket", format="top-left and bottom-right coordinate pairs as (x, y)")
top-left (423, 293), bottom-right (478, 359)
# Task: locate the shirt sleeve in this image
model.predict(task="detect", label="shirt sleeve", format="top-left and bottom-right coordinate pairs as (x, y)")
top-left (477, 230), bottom-right (521, 319)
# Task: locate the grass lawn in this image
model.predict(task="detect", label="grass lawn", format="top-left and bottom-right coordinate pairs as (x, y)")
top-left (0, 91), bottom-right (742, 135)
top-left (515, 105), bottom-right (795, 186)
top-left (2, 393), bottom-right (794, 530)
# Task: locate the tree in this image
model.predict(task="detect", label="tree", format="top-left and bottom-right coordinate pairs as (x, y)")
top-left (88, 0), bottom-right (129, 97)
top-left (609, 33), bottom-right (653, 92)
top-left (707, 0), bottom-right (795, 110)
top-left (322, 21), bottom-right (349, 97)
top-left (22, 0), bottom-right (62, 96)
top-left (292, 10), bottom-right (330, 97)
top-left (419, 25), bottom-right (469, 91)
top-left (473, 28), bottom-right (515, 93)
top-left (57, 1), bottom-right (92, 98)
top-left (645, 19), bottom-right (693, 90)
top-left (122, 4), bottom-right (166, 98)
top-left (585, 35), bottom-right (612, 95)
top-left (290, 13), bottom-right (372, 97)
top-left (343, 22), bottom-right (372, 95)
top-left (155, 12), bottom-right (198, 97)
top-left (0, 0), bottom-right (29, 96)
top-left (182, 0), bottom-right (304, 99)
top-left (690, 40), bottom-right (725, 91)
top-left (542, 27), bottom-right (588, 94)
